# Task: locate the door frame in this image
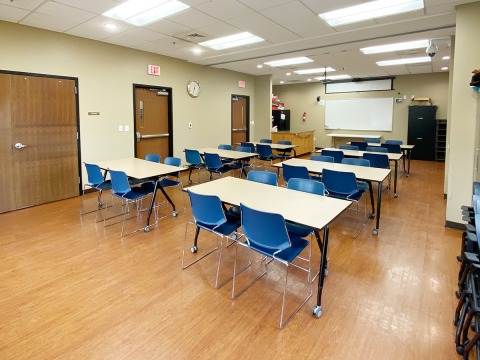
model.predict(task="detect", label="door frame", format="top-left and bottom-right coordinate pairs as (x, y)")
top-left (0, 69), bottom-right (82, 195)
top-left (231, 94), bottom-right (250, 145)
top-left (132, 84), bottom-right (173, 158)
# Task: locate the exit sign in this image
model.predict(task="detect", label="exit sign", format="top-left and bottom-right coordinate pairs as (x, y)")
top-left (238, 81), bottom-right (245, 88)
top-left (148, 65), bottom-right (160, 76)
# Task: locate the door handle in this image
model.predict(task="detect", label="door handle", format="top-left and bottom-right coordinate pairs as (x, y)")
top-left (15, 143), bottom-right (28, 149)
top-left (136, 132), bottom-right (169, 142)
top-left (417, 138), bottom-right (422, 140)
top-left (232, 128), bottom-right (247, 132)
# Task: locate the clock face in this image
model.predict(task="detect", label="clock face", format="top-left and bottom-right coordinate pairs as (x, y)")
top-left (187, 80), bottom-right (200, 98)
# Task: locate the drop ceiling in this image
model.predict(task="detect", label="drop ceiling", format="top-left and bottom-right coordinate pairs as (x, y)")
top-left (0, 0), bottom-right (469, 84)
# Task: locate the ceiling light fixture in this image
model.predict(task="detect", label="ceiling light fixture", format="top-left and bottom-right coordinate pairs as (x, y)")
top-left (199, 32), bottom-right (264, 50)
top-left (442, 67), bottom-right (448, 70)
top-left (293, 67), bottom-right (335, 74)
top-left (103, 0), bottom-right (190, 26)
top-left (280, 81), bottom-right (284, 84)
top-left (319, 0), bottom-right (424, 27)
top-left (314, 74), bottom-right (351, 80)
top-left (376, 56), bottom-right (431, 66)
top-left (104, 23), bottom-right (118, 29)
top-left (360, 39), bottom-right (429, 54)
top-left (193, 48), bottom-right (201, 53)
top-left (257, 65), bottom-right (263, 68)
top-left (442, 56), bottom-right (450, 60)
top-left (264, 57), bottom-right (314, 67)
top-left (286, 73), bottom-right (291, 76)
top-left (307, 79), bottom-right (312, 81)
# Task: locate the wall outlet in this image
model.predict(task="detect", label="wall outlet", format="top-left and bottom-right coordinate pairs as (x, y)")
top-left (314, 137), bottom-right (316, 141)
top-left (188, 123), bottom-right (192, 129)
top-left (250, 121), bottom-right (254, 125)
top-left (125, 125), bottom-right (129, 131)
top-left (404, 95), bottom-right (406, 99)
top-left (119, 125), bottom-right (123, 132)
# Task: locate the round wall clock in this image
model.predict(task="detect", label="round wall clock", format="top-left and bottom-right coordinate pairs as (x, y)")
top-left (187, 80), bottom-right (201, 98)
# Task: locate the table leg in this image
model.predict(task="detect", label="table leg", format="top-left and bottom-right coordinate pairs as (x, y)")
top-left (145, 177), bottom-right (159, 231)
top-left (368, 181), bottom-right (375, 218)
top-left (373, 182), bottom-right (382, 235)
top-left (293, 149), bottom-right (297, 158)
top-left (312, 226), bottom-right (329, 319)
top-left (99, 169), bottom-right (108, 205)
top-left (240, 161), bottom-right (247, 179)
top-left (407, 149), bottom-right (411, 177)
top-left (402, 150), bottom-right (406, 173)
top-left (394, 160), bottom-right (398, 198)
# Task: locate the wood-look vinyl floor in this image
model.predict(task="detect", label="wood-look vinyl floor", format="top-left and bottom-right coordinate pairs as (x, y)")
top-left (0, 160), bottom-right (462, 359)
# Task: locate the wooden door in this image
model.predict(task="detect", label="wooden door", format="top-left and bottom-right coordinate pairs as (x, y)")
top-left (10, 75), bottom-right (79, 209)
top-left (135, 88), bottom-right (170, 161)
top-left (232, 97), bottom-right (247, 147)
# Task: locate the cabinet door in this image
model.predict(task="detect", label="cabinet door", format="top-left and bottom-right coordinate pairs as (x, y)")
top-left (408, 106), bottom-right (437, 161)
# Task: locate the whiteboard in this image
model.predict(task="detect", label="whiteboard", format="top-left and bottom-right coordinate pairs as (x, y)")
top-left (325, 97), bottom-right (393, 131)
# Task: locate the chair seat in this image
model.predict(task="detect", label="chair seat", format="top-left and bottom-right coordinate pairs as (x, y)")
top-left (357, 182), bottom-right (369, 192)
top-left (208, 166), bottom-right (232, 174)
top-left (196, 213), bottom-right (241, 236)
top-left (113, 186), bottom-right (153, 201)
top-left (221, 159), bottom-right (233, 165)
top-left (326, 190), bottom-right (364, 202)
top-left (286, 222), bottom-right (313, 238)
top-left (188, 163), bottom-right (206, 170)
top-left (88, 180), bottom-right (112, 191)
top-left (240, 235), bottom-right (309, 263)
top-left (310, 175), bottom-right (322, 182)
top-left (229, 162), bottom-right (251, 170)
top-left (228, 205), bottom-right (240, 217)
top-left (141, 178), bottom-right (181, 192)
top-left (259, 155), bottom-right (275, 161)
top-left (275, 154), bottom-right (293, 160)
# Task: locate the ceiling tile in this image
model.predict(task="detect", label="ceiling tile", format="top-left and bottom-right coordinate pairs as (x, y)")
top-left (103, 33), bottom-right (148, 47)
top-left (35, 2), bottom-right (97, 23)
top-left (123, 28), bottom-right (168, 41)
top-left (54, 0), bottom-right (120, 14)
top-left (331, 19), bottom-right (378, 32)
top-left (260, 1), bottom-right (316, 23)
top-left (66, 24), bottom-right (114, 40)
top-left (300, 0), bottom-right (362, 15)
top-left (282, 15), bottom-right (335, 36)
top-left (153, 36), bottom-right (193, 48)
top-left (167, 8), bottom-right (220, 28)
top-left (197, 22), bottom-right (242, 38)
top-left (82, 15), bottom-right (136, 32)
top-left (195, 0), bottom-right (254, 21)
top-left (225, 12), bottom-right (277, 32)
top-left (20, 12), bottom-right (79, 32)
top-left (181, 0), bottom-right (212, 5)
top-left (251, 24), bottom-right (301, 44)
top-left (0, 0), bottom-right (44, 11)
top-left (425, 3), bottom-right (456, 15)
top-left (374, 9), bottom-right (424, 24)
top-left (238, 0), bottom-right (294, 11)
top-left (382, 65), bottom-right (410, 75)
top-left (143, 19), bottom-right (192, 36)
top-left (0, 4), bottom-right (29, 22)
top-left (133, 41), bottom-right (175, 53)
top-left (407, 64), bottom-right (433, 73)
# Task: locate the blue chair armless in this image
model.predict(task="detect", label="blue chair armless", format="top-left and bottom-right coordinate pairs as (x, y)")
top-left (339, 145), bottom-right (359, 151)
top-left (322, 150), bottom-right (344, 163)
top-left (81, 163), bottom-right (112, 222)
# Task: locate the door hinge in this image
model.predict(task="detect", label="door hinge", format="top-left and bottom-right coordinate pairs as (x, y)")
top-left (79, 176), bottom-right (81, 184)
top-left (75, 87), bottom-right (77, 95)
top-left (77, 132), bottom-right (79, 140)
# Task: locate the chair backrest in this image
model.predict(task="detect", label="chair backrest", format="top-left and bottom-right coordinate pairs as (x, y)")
top-left (218, 144), bottom-right (233, 150)
top-left (241, 142), bottom-right (256, 153)
top-left (473, 195), bottom-right (480, 214)
top-left (310, 155), bottom-right (334, 163)
top-left (236, 146), bottom-right (251, 153)
top-left (322, 169), bottom-right (358, 195)
top-left (84, 163), bottom-right (104, 185)
top-left (256, 144), bottom-right (273, 157)
top-left (241, 203), bottom-right (291, 251)
top-left (282, 163), bottom-right (310, 182)
top-left (351, 141), bottom-right (368, 151)
top-left (164, 157), bottom-right (181, 178)
top-left (278, 140), bottom-right (292, 145)
top-left (341, 158), bottom-right (370, 167)
top-left (380, 143), bottom-right (401, 154)
top-left (247, 170), bottom-right (278, 186)
top-left (322, 150), bottom-right (344, 163)
top-left (260, 139), bottom-right (272, 144)
top-left (363, 153), bottom-right (390, 169)
top-left (109, 169), bottom-right (131, 194)
top-left (204, 152), bottom-right (223, 169)
top-left (188, 190), bottom-right (226, 226)
top-left (185, 149), bottom-right (202, 165)
top-left (365, 138), bottom-right (381, 143)
top-left (366, 146), bottom-right (388, 153)
top-left (145, 154), bottom-right (161, 163)
top-left (339, 145), bottom-right (359, 151)
top-left (287, 178), bottom-right (325, 196)
top-left (385, 140), bottom-right (403, 145)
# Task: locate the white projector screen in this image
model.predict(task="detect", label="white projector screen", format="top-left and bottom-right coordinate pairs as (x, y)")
top-left (325, 97), bottom-right (393, 131)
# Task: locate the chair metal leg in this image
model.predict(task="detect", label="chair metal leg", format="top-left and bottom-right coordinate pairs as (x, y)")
top-left (182, 222), bottom-right (219, 270)
top-left (232, 243), bottom-right (268, 300)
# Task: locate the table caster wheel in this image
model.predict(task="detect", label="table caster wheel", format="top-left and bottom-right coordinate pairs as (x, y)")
top-left (173, 211), bottom-right (178, 217)
top-left (144, 226), bottom-right (150, 233)
top-left (454, 318), bottom-right (459, 326)
top-left (456, 345), bottom-right (464, 355)
top-left (394, 193), bottom-right (398, 198)
top-left (456, 291), bottom-right (461, 299)
top-left (324, 269), bottom-right (328, 277)
top-left (369, 212), bottom-right (375, 219)
top-left (231, 233), bottom-right (237, 240)
top-left (406, 174), bottom-right (410, 178)
top-left (372, 229), bottom-right (378, 235)
top-left (457, 255), bottom-right (462, 262)
top-left (191, 246), bottom-right (198, 253)
top-left (98, 202), bottom-right (103, 207)
top-left (312, 305), bottom-right (322, 318)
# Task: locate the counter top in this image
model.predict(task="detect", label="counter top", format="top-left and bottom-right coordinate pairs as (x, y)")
top-left (273, 130), bottom-right (315, 134)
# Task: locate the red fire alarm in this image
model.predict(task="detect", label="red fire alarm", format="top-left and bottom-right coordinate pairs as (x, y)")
top-left (238, 81), bottom-right (245, 88)
top-left (303, 112), bottom-right (306, 122)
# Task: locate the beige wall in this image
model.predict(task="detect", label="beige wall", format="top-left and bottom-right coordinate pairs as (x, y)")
top-left (0, 21), bottom-right (259, 184)
top-left (273, 72), bottom-right (449, 148)
top-left (445, 36), bottom-right (455, 195)
top-left (446, 2), bottom-right (480, 223)
top-left (254, 74), bottom-right (272, 142)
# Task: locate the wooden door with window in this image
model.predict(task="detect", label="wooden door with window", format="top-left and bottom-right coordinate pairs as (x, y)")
top-left (0, 73), bottom-right (79, 212)
top-left (134, 87), bottom-right (170, 161)
top-left (232, 96), bottom-right (248, 148)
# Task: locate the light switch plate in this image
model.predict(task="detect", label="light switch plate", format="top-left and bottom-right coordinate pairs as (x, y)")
top-left (250, 121), bottom-right (254, 125)
top-left (119, 125), bottom-right (123, 132)
top-left (188, 123), bottom-right (192, 129)
top-left (125, 125), bottom-right (129, 131)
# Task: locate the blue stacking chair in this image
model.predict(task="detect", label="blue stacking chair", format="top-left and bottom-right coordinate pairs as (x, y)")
top-left (204, 152), bottom-right (233, 180)
top-left (246, 170), bottom-right (278, 186)
top-left (183, 190), bottom-right (244, 289)
top-left (366, 146), bottom-right (388, 153)
top-left (241, 142), bottom-right (258, 168)
top-left (228, 146), bottom-right (252, 177)
top-left (104, 169), bottom-right (156, 237)
top-left (385, 140), bottom-right (403, 145)
top-left (310, 155), bottom-right (334, 163)
top-left (322, 169), bottom-right (368, 238)
top-left (339, 145), bottom-right (359, 151)
top-left (256, 144), bottom-right (276, 171)
top-left (365, 138), bottom-right (381, 143)
top-left (260, 139), bottom-right (272, 143)
top-left (145, 154), bottom-right (161, 163)
top-left (232, 203), bottom-right (312, 328)
top-left (129, 154), bottom-right (162, 186)
top-left (363, 153), bottom-right (391, 199)
top-left (282, 163), bottom-right (310, 186)
top-left (322, 150), bottom-right (344, 163)
top-left (351, 141), bottom-right (368, 151)
top-left (218, 145), bottom-right (234, 166)
top-left (185, 149), bottom-right (206, 184)
top-left (81, 163), bottom-right (112, 222)
top-left (275, 140), bottom-right (294, 161)
top-left (381, 143), bottom-right (401, 154)
top-left (341, 158), bottom-right (371, 202)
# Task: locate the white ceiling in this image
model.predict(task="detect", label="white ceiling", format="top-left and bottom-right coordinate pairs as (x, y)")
top-left (0, 0), bottom-right (472, 84)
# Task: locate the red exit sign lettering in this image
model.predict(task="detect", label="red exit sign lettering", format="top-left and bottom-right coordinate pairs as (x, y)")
top-left (238, 81), bottom-right (245, 88)
top-left (148, 65), bottom-right (160, 76)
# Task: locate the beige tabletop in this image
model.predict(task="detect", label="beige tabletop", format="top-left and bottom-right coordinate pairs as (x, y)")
top-left (273, 158), bottom-right (391, 183)
top-left (235, 142), bottom-right (299, 150)
top-left (187, 177), bottom-right (351, 231)
top-left (318, 148), bottom-right (403, 161)
top-left (196, 148), bottom-right (258, 160)
top-left (346, 142), bottom-right (415, 150)
top-left (93, 158), bottom-right (185, 179)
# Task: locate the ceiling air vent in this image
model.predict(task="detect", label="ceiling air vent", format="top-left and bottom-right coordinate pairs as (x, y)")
top-left (187, 33), bottom-right (206, 38)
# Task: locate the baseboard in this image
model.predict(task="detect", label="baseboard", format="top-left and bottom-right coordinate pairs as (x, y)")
top-left (444, 193), bottom-right (447, 200)
top-left (445, 220), bottom-right (465, 232)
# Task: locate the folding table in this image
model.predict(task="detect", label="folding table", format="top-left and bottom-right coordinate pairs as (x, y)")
top-left (235, 141), bottom-right (299, 158)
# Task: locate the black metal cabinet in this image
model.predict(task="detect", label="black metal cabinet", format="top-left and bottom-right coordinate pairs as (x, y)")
top-left (272, 109), bottom-right (290, 131)
top-left (407, 106), bottom-right (437, 161)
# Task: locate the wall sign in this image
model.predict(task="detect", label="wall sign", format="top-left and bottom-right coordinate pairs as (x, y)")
top-left (238, 81), bottom-right (245, 88)
top-left (148, 65), bottom-right (160, 76)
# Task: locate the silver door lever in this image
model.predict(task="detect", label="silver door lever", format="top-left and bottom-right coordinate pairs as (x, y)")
top-left (15, 143), bottom-right (28, 149)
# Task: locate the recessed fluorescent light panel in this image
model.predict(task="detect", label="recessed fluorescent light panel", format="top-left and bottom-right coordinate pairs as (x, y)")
top-left (314, 75), bottom-right (351, 80)
top-left (293, 67), bottom-right (335, 74)
top-left (360, 39), bottom-right (429, 54)
top-left (376, 56), bottom-right (431, 66)
top-left (264, 57), bottom-right (314, 67)
top-left (319, 0), bottom-right (424, 27)
top-left (442, 67), bottom-right (448, 70)
top-left (199, 32), bottom-right (264, 50)
top-left (103, 0), bottom-right (190, 26)
top-left (442, 56), bottom-right (450, 60)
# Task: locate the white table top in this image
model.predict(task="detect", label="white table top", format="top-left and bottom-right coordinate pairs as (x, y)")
top-left (273, 158), bottom-right (391, 183)
top-left (327, 134), bottom-right (382, 139)
top-left (195, 148), bottom-right (258, 160)
top-left (346, 142), bottom-right (415, 150)
top-left (318, 148), bottom-right (403, 161)
top-left (93, 158), bottom-right (185, 179)
top-left (235, 142), bottom-right (299, 150)
top-left (187, 177), bottom-right (351, 232)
